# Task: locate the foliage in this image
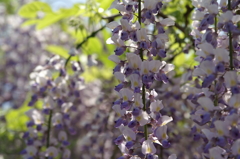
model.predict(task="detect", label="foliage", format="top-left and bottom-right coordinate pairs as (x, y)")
top-left (3, 0), bottom-right (236, 158)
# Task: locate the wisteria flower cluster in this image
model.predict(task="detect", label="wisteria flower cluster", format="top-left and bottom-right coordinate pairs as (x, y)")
top-left (21, 55), bottom-right (85, 159)
top-left (2, 0), bottom-right (240, 158)
top-left (73, 81), bottom-right (117, 159)
top-left (155, 70), bottom-right (201, 158)
top-left (0, 12), bottom-right (47, 110)
top-left (189, 0), bottom-right (240, 158)
top-left (107, 0), bottom-right (178, 158)
top-left (0, 4), bottom-right (73, 110)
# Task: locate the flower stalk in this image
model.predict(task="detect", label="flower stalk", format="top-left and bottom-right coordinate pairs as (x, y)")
top-left (228, 0), bottom-right (233, 70)
top-left (189, 0), bottom-right (240, 158)
top-left (229, 31), bottom-right (233, 70)
top-left (138, 0), bottom-right (148, 141)
top-left (108, 0), bottom-right (176, 158)
top-left (46, 110), bottom-right (53, 148)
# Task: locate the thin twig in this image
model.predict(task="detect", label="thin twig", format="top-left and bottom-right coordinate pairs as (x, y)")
top-left (46, 110), bottom-right (53, 148)
top-left (64, 25), bottom-right (106, 68)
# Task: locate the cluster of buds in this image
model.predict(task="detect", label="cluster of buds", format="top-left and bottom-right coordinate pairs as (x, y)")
top-left (107, 0), bottom-right (178, 158)
top-left (21, 55), bottom-right (85, 159)
top-left (189, 0), bottom-right (240, 158)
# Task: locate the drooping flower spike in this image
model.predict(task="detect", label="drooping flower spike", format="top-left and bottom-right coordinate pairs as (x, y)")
top-left (21, 56), bottom-right (87, 159)
top-left (189, 0), bottom-right (240, 158)
top-left (108, 0), bottom-right (176, 158)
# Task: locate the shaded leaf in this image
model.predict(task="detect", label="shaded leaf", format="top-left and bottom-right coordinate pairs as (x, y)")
top-left (5, 94), bottom-right (31, 131)
top-left (46, 45), bottom-right (78, 61)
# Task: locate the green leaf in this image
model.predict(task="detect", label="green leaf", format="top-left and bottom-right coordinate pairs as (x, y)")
top-left (46, 45), bottom-right (69, 58)
top-left (173, 52), bottom-right (198, 69)
top-left (4, 91), bottom-right (45, 131)
top-left (36, 13), bottom-right (64, 30)
top-left (98, 54), bottom-right (115, 68)
top-left (84, 37), bottom-right (102, 54)
top-left (82, 66), bottom-right (112, 82)
top-left (5, 94), bottom-right (31, 131)
top-left (19, 2), bottom-right (81, 29)
top-left (68, 27), bottom-right (88, 42)
top-left (97, 0), bottom-right (113, 10)
top-left (18, 1), bottom-right (52, 18)
top-left (46, 45), bottom-right (78, 61)
top-left (59, 4), bottom-right (80, 17)
top-left (173, 53), bottom-right (186, 67)
top-left (21, 19), bottom-right (39, 27)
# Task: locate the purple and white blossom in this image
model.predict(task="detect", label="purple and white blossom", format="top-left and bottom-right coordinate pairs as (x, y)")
top-left (108, 0), bottom-right (176, 158)
top-left (189, 0), bottom-right (240, 158)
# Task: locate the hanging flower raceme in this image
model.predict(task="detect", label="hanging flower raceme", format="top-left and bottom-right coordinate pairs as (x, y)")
top-left (190, 0), bottom-right (240, 158)
top-left (21, 55), bottom-right (86, 159)
top-left (107, 0), bottom-right (176, 158)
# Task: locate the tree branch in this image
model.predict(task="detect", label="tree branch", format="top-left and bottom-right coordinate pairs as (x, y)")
top-left (158, 12), bottom-right (194, 42)
top-left (64, 25), bottom-right (106, 68)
